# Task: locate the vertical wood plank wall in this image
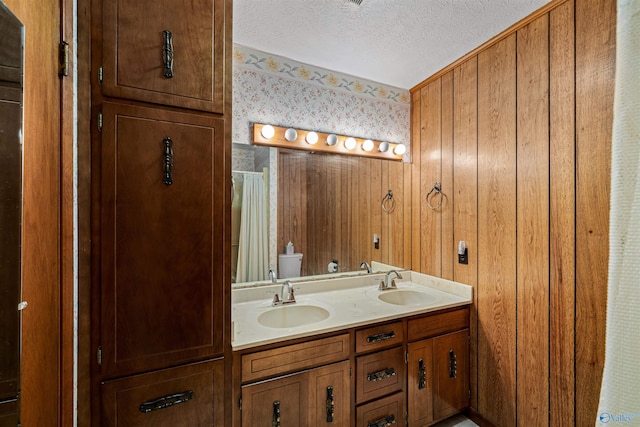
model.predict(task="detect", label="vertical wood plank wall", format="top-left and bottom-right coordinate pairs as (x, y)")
top-left (410, 0), bottom-right (615, 424)
top-left (279, 151), bottom-right (410, 276)
top-left (477, 34), bottom-right (517, 425)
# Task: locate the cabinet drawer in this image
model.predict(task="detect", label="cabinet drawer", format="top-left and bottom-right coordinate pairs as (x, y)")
top-left (356, 392), bottom-right (405, 427)
top-left (356, 347), bottom-right (405, 404)
top-left (242, 334), bottom-right (350, 383)
top-left (101, 359), bottom-right (223, 427)
top-left (407, 308), bottom-right (469, 342)
top-left (102, 0), bottom-right (224, 112)
top-left (355, 321), bottom-right (403, 354)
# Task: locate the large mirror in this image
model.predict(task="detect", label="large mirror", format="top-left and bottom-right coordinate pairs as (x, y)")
top-left (232, 143), bottom-right (409, 285)
top-left (0, 1), bottom-right (23, 423)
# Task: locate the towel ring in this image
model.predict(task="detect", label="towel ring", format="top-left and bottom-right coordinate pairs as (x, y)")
top-left (381, 190), bottom-right (396, 213)
top-left (426, 182), bottom-right (443, 210)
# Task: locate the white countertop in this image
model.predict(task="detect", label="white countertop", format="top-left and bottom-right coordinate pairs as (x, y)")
top-left (232, 271), bottom-right (472, 350)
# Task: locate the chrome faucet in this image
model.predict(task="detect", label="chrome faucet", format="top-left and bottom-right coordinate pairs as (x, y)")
top-left (272, 280), bottom-right (296, 305)
top-left (268, 269), bottom-right (277, 284)
top-left (359, 261), bottom-right (371, 274)
top-left (379, 270), bottom-right (402, 291)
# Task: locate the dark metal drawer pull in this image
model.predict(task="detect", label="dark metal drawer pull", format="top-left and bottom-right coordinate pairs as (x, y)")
top-left (272, 400), bottom-right (281, 427)
top-left (368, 414), bottom-right (396, 427)
top-left (366, 331), bottom-right (395, 343)
top-left (139, 390), bottom-right (193, 413)
top-left (326, 385), bottom-right (335, 422)
top-left (163, 29), bottom-right (174, 78)
top-left (163, 137), bottom-right (173, 185)
top-left (367, 367), bottom-right (396, 382)
top-left (418, 358), bottom-right (426, 389)
top-left (449, 349), bottom-right (457, 379)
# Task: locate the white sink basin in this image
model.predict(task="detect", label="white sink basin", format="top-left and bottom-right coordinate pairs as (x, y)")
top-left (378, 289), bottom-right (438, 306)
top-left (257, 304), bottom-right (330, 328)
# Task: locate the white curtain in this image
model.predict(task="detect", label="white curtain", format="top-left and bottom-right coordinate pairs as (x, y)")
top-left (236, 173), bottom-right (269, 282)
top-left (597, 1), bottom-right (640, 424)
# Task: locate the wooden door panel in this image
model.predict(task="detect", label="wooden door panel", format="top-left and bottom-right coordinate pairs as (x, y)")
top-left (433, 330), bottom-right (469, 420)
top-left (407, 340), bottom-right (434, 427)
top-left (102, 0), bottom-right (224, 112)
top-left (309, 361), bottom-right (351, 427)
top-left (101, 102), bottom-right (223, 377)
top-left (241, 373), bottom-right (309, 427)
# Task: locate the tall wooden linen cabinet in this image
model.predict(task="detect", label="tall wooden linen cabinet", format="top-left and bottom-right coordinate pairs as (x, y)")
top-left (89, 0), bottom-right (232, 425)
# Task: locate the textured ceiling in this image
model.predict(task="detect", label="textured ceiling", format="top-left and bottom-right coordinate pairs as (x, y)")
top-left (234, 0), bottom-right (550, 89)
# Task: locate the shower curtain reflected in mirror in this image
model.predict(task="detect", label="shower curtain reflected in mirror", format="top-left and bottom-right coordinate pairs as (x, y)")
top-left (233, 170), bottom-right (269, 283)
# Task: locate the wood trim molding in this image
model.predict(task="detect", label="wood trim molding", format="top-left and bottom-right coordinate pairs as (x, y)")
top-left (410, 0), bottom-right (569, 93)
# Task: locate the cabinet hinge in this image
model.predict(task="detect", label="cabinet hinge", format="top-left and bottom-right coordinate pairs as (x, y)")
top-left (98, 66), bottom-right (103, 84)
top-left (469, 389), bottom-right (471, 400)
top-left (97, 112), bottom-right (103, 132)
top-left (237, 396), bottom-right (242, 411)
top-left (96, 346), bottom-right (102, 365)
top-left (405, 411), bottom-right (409, 426)
top-left (405, 351), bottom-right (409, 364)
top-left (349, 367), bottom-right (352, 378)
top-left (58, 41), bottom-right (69, 77)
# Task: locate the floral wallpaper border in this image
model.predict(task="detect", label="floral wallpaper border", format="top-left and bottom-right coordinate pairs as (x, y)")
top-left (233, 44), bottom-right (410, 105)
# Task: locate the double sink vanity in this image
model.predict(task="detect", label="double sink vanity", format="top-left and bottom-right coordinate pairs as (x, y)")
top-left (232, 269), bottom-right (473, 426)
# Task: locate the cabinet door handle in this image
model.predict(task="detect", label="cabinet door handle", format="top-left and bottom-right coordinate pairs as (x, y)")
top-left (366, 331), bottom-right (395, 343)
top-left (449, 349), bottom-right (457, 379)
top-left (367, 367), bottom-right (396, 382)
top-left (367, 414), bottom-right (396, 427)
top-left (138, 390), bottom-right (193, 413)
top-left (163, 137), bottom-right (173, 185)
top-left (326, 385), bottom-right (335, 422)
top-left (163, 29), bottom-right (174, 78)
top-left (418, 358), bottom-right (426, 389)
top-left (272, 400), bottom-right (281, 427)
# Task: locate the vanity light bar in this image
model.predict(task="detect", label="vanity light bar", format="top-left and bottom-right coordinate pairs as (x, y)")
top-left (252, 123), bottom-right (406, 161)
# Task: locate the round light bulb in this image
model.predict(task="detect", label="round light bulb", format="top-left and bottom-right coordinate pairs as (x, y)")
top-left (393, 143), bottom-right (406, 155)
top-left (379, 141), bottom-right (390, 152)
top-left (261, 125), bottom-right (275, 139)
top-left (306, 131), bottom-right (319, 145)
top-left (362, 139), bottom-right (374, 152)
top-left (284, 128), bottom-right (297, 141)
top-left (326, 134), bottom-right (338, 146)
top-left (344, 137), bottom-right (357, 150)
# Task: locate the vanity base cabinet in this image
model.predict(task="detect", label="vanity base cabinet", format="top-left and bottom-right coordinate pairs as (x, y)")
top-left (241, 361), bottom-right (350, 427)
top-left (101, 358), bottom-right (224, 426)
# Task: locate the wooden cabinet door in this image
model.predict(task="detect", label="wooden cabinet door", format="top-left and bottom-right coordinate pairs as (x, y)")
top-left (407, 339), bottom-right (434, 427)
top-left (433, 329), bottom-right (469, 420)
top-left (102, 359), bottom-right (224, 427)
top-left (100, 102), bottom-right (224, 378)
top-left (309, 361), bottom-right (351, 427)
top-left (102, 0), bottom-right (224, 112)
top-left (241, 373), bottom-right (309, 427)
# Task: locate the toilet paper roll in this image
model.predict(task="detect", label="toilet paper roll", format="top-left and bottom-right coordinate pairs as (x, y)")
top-left (328, 261), bottom-right (338, 273)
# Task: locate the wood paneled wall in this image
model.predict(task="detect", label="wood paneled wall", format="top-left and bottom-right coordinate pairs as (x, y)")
top-left (279, 151), bottom-right (410, 276)
top-left (410, 0), bottom-right (615, 425)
